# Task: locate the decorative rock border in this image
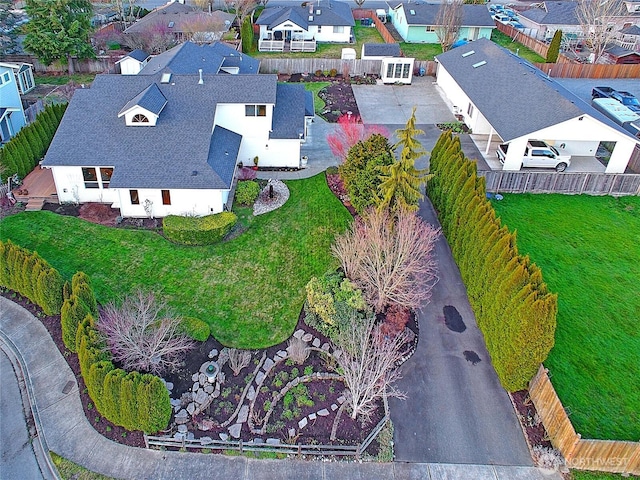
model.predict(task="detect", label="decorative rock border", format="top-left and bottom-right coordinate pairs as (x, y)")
top-left (253, 179), bottom-right (290, 216)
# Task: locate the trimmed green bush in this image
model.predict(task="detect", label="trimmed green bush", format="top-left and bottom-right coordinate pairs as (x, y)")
top-left (163, 212), bottom-right (237, 246)
top-left (61, 296), bottom-right (89, 351)
top-left (180, 317), bottom-right (210, 341)
top-left (241, 17), bottom-right (253, 53)
top-left (234, 180), bottom-right (260, 205)
top-left (72, 271), bottom-right (98, 317)
top-left (546, 29), bottom-right (562, 63)
top-left (427, 131), bottom-right (557, 391)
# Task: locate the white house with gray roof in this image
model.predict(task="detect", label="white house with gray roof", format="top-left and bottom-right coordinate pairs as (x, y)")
top-left (42, 43), bottom-right (313, 218)
top-left (256, 0), bottom-right (354, 51)
top-left (435, 38), bottom-right (640, 173)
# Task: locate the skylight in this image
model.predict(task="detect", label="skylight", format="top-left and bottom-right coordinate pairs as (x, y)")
top-left (462, 50), bottom-right (475, 57)
top-left (472, 60), bottom-right (487, 68)
top-left (168, 21), bottom-right (174, 28)
top-left (161, 73), bottom-right (172, 83)
top-left (410, 9), bottom-right (415, 14)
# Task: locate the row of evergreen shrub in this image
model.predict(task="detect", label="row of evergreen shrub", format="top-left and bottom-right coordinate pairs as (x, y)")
top-left (65, 273), bottom-right (172, 433)
top-left (0, 240), bottom-right (64, 315)
top-left (163, 211), bottom-right (237, 245)
top-left (427, 131), bottom-right (557, 391)
top-left (0, 245), bottom-right (171, 434)
top-left (0, 103), bottom-right (67, 181)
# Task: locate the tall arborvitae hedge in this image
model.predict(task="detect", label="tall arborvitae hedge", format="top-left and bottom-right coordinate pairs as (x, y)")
top-left (0, 103), bottom-right (68, 181)
top-left (427, 131), bottom-right (557, 391)
top-left (0, 240), bottom-right (64, 315)
top-left (1, 245), bottom-right (171, 434)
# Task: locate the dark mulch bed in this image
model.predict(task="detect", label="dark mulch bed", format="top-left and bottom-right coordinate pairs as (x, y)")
top-left (511, 390), bottom-right (552, 450)
top-left (325, 172), bottom-right (356, 216)
top-left (0, 289), bottom-right (145, 448)
top-left (318, 82), bottom-right (360, 123)
top-left (42, 202), bottom-right (160, 230)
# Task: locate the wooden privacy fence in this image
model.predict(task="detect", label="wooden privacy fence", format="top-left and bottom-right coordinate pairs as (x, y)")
top-left (2, 54), bottom-right (118, 74)
top-left (529, 366), bottom-right (640, 474)
top-left (479, 171), bottom-right (640, 196)
top-left (259, 58), bottom-right (437, 75)
top-left (532, 62), bottom-right (640, 79)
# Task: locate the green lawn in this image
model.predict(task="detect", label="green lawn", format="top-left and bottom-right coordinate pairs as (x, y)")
top-left (492, 194), bottom-right (640, 441)
top-left (252, 24), bottom-right (384, 59)
top-left (491, 30), bottom-right (546, 63)
top-left (399, 43), bottom-right (443, 61)
top-left (0, 174), bottom-right (351, 349)
top-left (35, 74), bottom-right (96, 86)
top-left (571, 471), bottom-right (639, 480)
top-left (304, 81), bottom-right (330, 116)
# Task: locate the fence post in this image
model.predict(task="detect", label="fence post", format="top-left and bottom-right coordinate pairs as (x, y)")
top-left (239, 439), bottom-right (243, 454)
top-left (144, 434), bottom-right (149, 449)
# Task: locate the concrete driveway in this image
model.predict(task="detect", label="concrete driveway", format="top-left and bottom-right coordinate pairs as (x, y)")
top-left (389, 198), bottom-right (533, 465)
top-left (352, 76), bottom-right (457, 125)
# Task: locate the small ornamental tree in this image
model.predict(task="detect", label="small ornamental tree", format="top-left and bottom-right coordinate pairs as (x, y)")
top-left (332, 208), bottom-right (439, 313)
top-left (327, 114), bottom-right (389, 162)
top-left (97, 290), bottom-right (195, 375)
top-left (546, 29), bottom-right (562, 63)
top-left (332, 312), bottom-right (408, 421)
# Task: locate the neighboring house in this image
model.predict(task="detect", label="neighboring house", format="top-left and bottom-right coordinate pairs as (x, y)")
top-left (41, 42), bottom-right (313, 218)
top-left (435, 38), bottom-right (640, 173)
top-left (256, 0), bottom-right (354, 52)
top-left (116, 49), bottom-right (151, 75)
top-left (518, 1), bottom-right (581, 40)
top-left (388, 3), bottom-right (495, 43)
top-left (615, 24), bottom-right (640, 51)
top-left (0, 64), bottom-right (27, 144)
top-left (0, 61), bottom-right (35, 95)
top-left (361, 44), bottom-right (415, 84)
top-left (123, 1), bottom-right (236, 43)
top-left (519, 0), bottom-right (640, 41)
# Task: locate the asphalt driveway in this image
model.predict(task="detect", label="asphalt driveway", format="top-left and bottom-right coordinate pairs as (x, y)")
top-left (389, 198), bottom-right (532, 465)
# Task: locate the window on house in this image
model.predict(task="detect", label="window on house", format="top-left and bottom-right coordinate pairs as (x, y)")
top-left (386, 63), bottom-right (394, 78)
top-left (426, 26), bottom-right (436, 32)
top-left (130, 190), bottom-right (140, 205)
top-left (245, 105), bottom-right (267, 116)
top-left (100, 168), bottom-right (113, 189)
top-left (0, 72), bottom-right (10, 85)
top-left (132, 113), bottom-right (149, 123)
top-left (317, 25), bottom-right (322, 32)
top-left (395, 63), bottom-right (403, 78)
top-left (403, 63), bottom-right (410, 78)
top-left (161, 189), bottom-right (171, 205)
top-left (82, 167), bottom-right (99, 188)
top-left (333, 26), bottom-right (344, 34)
top-left (467, 103), bottom-right (475, 117)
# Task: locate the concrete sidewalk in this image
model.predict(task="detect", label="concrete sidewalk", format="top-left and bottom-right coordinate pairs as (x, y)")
top-left (0, 297), bottom-right (561, 480)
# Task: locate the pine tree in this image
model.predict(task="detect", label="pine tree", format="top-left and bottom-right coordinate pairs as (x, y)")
top-left (546, 29), bottom-right (562, 63)
top-left (88, 360), bottom-right (114, 414)
top-left (103, 369), bottom-right (127, 426)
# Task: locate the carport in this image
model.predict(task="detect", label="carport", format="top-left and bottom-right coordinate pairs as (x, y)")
top-left (434, 39), bottom-right (639, 173)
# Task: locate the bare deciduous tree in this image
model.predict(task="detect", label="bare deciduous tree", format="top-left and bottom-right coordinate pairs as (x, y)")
top-left (98, 290), bottom-right (195, 375)
top-left (181, 13), bottom-right (227, 43)
top-left (332, 208), bottom-right (440, 313)
top-left (230, 0), bottom-right (257, 29)
top-left (332, 312), bottom-right (408, 420)
top-left (227, 348), bottom-right (252, 376)
top-left (436, 0), bottom-right (464, 52)
top-left (576, 0), bottom-right (625, 63)
top-left (326, 114), bottom-right (389, 162)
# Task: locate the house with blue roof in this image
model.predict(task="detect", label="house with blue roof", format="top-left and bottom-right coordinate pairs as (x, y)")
top-left (435, 38), bottom-right (640, 173)
top-left (41, 42), bottom-right (313, 218)
top-left (256, 0), bottom-right (354, 52)
top-left (388, 3), bottom-right (495, 44)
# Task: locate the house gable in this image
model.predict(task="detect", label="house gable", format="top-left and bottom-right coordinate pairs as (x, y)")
top-left (118, 83), bottom-right (168, 126)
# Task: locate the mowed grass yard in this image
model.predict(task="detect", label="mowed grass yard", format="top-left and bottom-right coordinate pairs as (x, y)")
top-left (0, 174), bottom-right (352, 349)
top-left (492, 194), bottom-right (640, 441)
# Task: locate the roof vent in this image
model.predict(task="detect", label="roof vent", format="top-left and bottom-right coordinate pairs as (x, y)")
top-left (316, 8), bottom-right (321, 14)
top-left (160, 72), bottom-right (172, 83)
top-left (191, 170), bottom-right (198, 176)
top-left (462, 50), bottom-right (475, 57)
top-left (198, 68), bottom-right (203, 85)
top-left (309, 15), bottom-right (313, 20)
top-left (472, 60), bottom-right (487, 68)
top-left (168, 21), bottom-right (174, 28)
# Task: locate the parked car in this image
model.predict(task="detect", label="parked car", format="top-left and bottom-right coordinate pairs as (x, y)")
top-left (497, 140), bottom-right (571, 171)
top-left (493, 14), bottom-right (511, 24)
top-left (509, 21), bottom-right (525, 29)
top-left (592, 86), bottom-right (640, 114)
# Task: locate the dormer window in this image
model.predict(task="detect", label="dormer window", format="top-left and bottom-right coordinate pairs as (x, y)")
top-left (118, 83), bottom-right (167, 127)
top-left (132, 114), bottom-right (150, 123)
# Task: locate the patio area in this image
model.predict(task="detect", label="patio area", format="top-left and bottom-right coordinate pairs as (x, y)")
top-left (11, 166), bottom-right (58, 210)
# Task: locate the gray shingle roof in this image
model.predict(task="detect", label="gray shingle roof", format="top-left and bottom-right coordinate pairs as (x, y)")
top-left (118, 83), bottom-right (167, 116)
top-left (206, 126), bottom-right (241, 188)
top-left (304, 90), bottom-right (315, 117)
top-left (363, 43), bottom-right (401, 57)
top-left (43, 73), bottom-right (278, 190)
top-left (257, 0), bottom-right (354, 28)
top-left (123, 49), bottom-right (150, 63)
top-left (436, 38), bottom-right (636, 142)
top-left (519, 2), bottom-right (579, 26)
top-left (124, 2), bottom-right (235, 35)
top-left (605, 44), bottom-right (638, 57)
top-left (140, 42), bottom-right (259, 75)
top-left (271, 83), bottom-right (306, 140)
top-left (390, 3), bottom-right (494, 27)
top-left (621, 24), bottom-right (640, 35)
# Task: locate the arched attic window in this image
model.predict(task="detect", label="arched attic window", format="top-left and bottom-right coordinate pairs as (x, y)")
top-left (132, 113), bottom-right (149, 123)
